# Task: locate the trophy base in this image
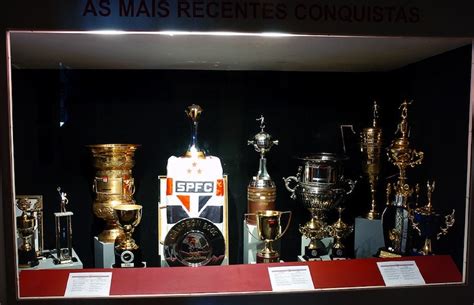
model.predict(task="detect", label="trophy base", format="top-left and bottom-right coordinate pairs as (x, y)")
top-left (304, 242), bottom-right (328, 259)
top-left (256, 252), bottom-right (279, 263)
top-left (114, 248), bottom-right (145, 268)
top-left (330, 247), bottom-right (350, 260)
top-left (366, 210), bottom-right (380, 220)
top-left (18, 249), bottom-right (39, 268)
top-left (376, 248), bottom-right (403, 258)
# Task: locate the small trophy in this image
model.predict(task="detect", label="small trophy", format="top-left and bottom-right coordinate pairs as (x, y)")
top-left (247, 115), bottom-right (278, 225)
top-left (244, 210), bottom-right (291, 263)
top-left (184, 104), bottom-right (205, 159)
top-left (360, 101), bottom-right (383, 219)
top-left (16, 198), bottom-right (39, 268)
top-left (113, 204), bottom-right (144, 268)
top-left (379, 100), bottom-right (424, 257)
top-left (54, 187), bottom-right (76, 264)
top-left (411, 181), bottom-right (455, 255)
top-left (329, 207), bottom-right (353, 259)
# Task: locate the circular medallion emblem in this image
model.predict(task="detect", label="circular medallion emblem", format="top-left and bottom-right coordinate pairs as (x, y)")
top-left (121, 250), bottom-right (135, 263)
top-left (164, 218), bottom-right (225, 267)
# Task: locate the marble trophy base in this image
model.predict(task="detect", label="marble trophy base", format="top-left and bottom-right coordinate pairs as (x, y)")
top-left (300, 236), bottom-right (333, 261)
top-left (18, 249), bottom-right (39, 268)
top-left (94, 236), bottom-right (114, 268)
top-left (354, 217), bottom-right (385, 258)
top-left (20, 249), bottom-right (83, 270)
top-left (243, 221), bottom-right (281, 264)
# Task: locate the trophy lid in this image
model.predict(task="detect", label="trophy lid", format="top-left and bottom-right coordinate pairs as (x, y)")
top-left (248, 115), bottom-right (278, 157)
top-left (296, 152), bottom-right (349, 162)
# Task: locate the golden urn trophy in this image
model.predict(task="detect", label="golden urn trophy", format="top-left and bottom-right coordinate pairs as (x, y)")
top-left (113, 204), bottom-right (144, 268)
top-left (411, 181), bottom-right (455, 255)
top-left (247, 115), bottom-right (278, 225)
top-left (360, 101), bottom-right (383, 219)
top-left (380, 100), bottom-right (424, 257)
top-left (16, 198), bottom-right (39, 268)
top-left (89, 144), bottom-right (140, 243)
top-left (245, 210), bottom-right (291, 263)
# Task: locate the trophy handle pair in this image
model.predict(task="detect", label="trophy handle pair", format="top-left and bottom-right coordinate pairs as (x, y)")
top-left (344, 178), bottom-right (357, 195)
top-left (437, 209), bottom-right (455, 239)
top-left (283, 176), bottom-right (298, 199)
top-left (244, 211), bottom-right (292, 242)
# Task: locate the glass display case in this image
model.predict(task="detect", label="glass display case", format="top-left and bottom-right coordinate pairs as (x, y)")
top-left (1, 2), bottom-right (474, 304)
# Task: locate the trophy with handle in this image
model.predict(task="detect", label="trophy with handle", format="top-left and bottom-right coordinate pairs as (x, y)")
top-left (247, 115), bottom-right (278, 225)
top-left (411, 181), bottom-right (455, 255)
top-left (113, 204), bottom-right (144, 268)
top-left (329, 207), bottom-right (354, 259)
top-left (244, 210), bottom-right (291, 263)
top-left (16, 198), bottom-right (39, 268)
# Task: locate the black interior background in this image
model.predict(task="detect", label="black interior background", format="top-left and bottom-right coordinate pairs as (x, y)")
top-left (11, 44), bottom-right (470, 271)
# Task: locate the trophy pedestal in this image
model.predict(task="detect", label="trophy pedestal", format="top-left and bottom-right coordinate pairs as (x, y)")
top-left (300, 236), bottom-right (333, 261)
top-left (20, 249), bottom-right (83, 270)
top-left (243, 221), bottom-right (281, 264)
top-left (354, 217), bottom-right (384, 258)
top-left (94, 236), bottom-right (115, 268)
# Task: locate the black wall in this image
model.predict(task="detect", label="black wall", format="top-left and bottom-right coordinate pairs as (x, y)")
top-left (11, 45), bottom-right (471, 271)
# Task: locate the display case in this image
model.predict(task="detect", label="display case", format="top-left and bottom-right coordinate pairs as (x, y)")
top-left (1, 1), bottom-right (474, 305)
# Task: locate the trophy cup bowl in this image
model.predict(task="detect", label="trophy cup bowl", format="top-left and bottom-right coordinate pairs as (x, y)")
top-left (113, 204), bottom-right (144, 268)
top-left (88, 144), bottom-right (140, 243)
top-left (245, 210), bottom-right (291, 263)
top-left (16, 214), bottom-right (39, 267)
top-left (284, 153), bottom-right (355, 259)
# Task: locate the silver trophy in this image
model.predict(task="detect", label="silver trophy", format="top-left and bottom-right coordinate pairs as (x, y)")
top-left (247, 115), bottom-right (279, 225)
top-left (284, 153), bottom-right (356, 259)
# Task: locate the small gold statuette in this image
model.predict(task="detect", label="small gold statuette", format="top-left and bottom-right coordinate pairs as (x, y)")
top-left (244, 210), bottom-right (291, 263)
top-left (184, 104), bottom-right (205, 159)
top-left (88, 143), bottom-right (140, 243)
top-left (411, 181), bottom-right (455, 255)
top-left (16, 198), bottom-right (39, 268)
top-left (247, 115), bottom-right (278, 225)
top-left (380, 100), bottom-right (424, 256)
top-left (113, 204), bottom-right (144, 268)
top-left (360, 101), bottom-right (383, 220)
top-left (53, 187), bottom-right (77, 264)
top-left (329, 208), bottom-right (353, 259)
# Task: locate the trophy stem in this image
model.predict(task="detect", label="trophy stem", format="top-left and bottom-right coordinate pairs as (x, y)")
top-left (421, 238), bottom-right (432, 255)
top-left (366, 181), bottom-right (380, 219)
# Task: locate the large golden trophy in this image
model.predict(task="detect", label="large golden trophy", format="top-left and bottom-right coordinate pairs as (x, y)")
top-left (247, 115), bottom-right (278, 225)
top-left (360, 101), bottom-right (383, 219)
top-left (380, 100), bottom-right (424, 257)
top-left (16, 198), bottom-right (39, 268)
top-left (245, 210), bottom-right (291, 263)
top-left (411, 181), bottom-right (455, 255)
top-left (88, 144), bottom-right (140, 243)
top-left (113, 204), bottom-right (144, 268)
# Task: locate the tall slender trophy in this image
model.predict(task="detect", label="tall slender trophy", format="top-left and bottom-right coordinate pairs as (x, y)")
top-left (380, 100), bottom-right (424, 257)
top-left (54, 187), bottom-right (76, 264)
top-left (16, 198), bottom-right (39, 268)
top-left (247, 115), bottom-right (278, 225)
top-left (244, 210), bottom-right (291, 263)
top-left (329, 207), bottom-right (354, 259)
top-left (88, 144), bottom-right (140, 243)
top-left (284, 153), bottom-right (356, 259)
top-left (360, 101), bottom-right (383, 219)
top-left (411, 181), bottom-right (455, 255)
top-left (113, 204), bottom-right (144, 268)
top-left (184, 104), bottom-right (205, 158)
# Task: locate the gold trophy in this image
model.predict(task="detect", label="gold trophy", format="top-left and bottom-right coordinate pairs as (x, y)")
top-left (113, 204), bottom-right (144, 268)
top-left (184, 104), bottom-right (205, 158)
top-left (245, 210), bottom-right (291, 263)
top-left (360, 101), bottom-right (383, 219)
top-left (88, 144), bottom-right (140, 243)
top-left (380, 100), bottom-right (424, 257)
top-left (411, 181), bottom-right (455, 255)
top-left (329, 207), bottom-right (353, 259)
top-left (247, 115), bottom-right (278, 225)
top-left (16, 198), bottom-right (39, 268)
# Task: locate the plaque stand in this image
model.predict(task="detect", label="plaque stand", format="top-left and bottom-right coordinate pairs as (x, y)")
top-left (354, 217), bottom-right (384, 258)
top-left (94, 236), bottom-right (115, 268)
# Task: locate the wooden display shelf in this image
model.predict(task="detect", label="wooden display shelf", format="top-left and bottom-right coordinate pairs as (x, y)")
top-left (19, 255), bottom-right (462, 298)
